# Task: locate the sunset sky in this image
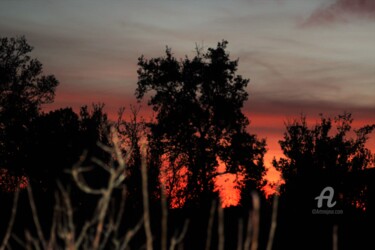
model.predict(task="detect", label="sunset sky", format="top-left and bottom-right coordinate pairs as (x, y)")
top-left (1, 0), bottom-right (374, 187)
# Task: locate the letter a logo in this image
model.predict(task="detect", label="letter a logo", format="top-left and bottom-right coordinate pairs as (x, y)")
top-left (315, 186), bottom-right (336, 208)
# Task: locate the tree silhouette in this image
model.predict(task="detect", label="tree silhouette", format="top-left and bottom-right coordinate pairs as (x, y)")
top-left (275, 113), bottom-right (375, 211)
top-left (26, 108), bottom-right (81, 188)
top-left (79, 103), bottom-right (110, 153)
top-left (136, 41), bottom-right (266, 207)
top-left (18, 104), bottom-right (110, 190)
top-left (0, 36), bottom-right (59, 174)
top-left (116, 106), bottom-right (147, 209)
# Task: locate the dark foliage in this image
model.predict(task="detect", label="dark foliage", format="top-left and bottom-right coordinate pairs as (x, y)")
top-left (275, 113), bottom-right (375, 210)
top-left (273, 113), bottom-right (375, 250)
top-left (136, 41), bottom-right (266, 207)
top-left (0, 36), bottom-right (59, 174)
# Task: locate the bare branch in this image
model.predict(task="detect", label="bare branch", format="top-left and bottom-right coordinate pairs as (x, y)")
top-left (205, 200), bottom-right (216, 250)
top-left (236, 218), bottom-right (243, 250)
top-left (113, 186), bottom-right (127, 234)
top-left (24, 230), bottom-right (40, 250)
top-left (218, 201), bottom-right (224, 250)
top-left (98, 219), bottom-right (114, 250)
top-left (27, 185), bottom-right (46, 249)
top-left (96, 141), bottom-right (113, 154)
top-left (92, 187), bottom-right (113, 249)
top-left (333, 225), bottom-right (338, 250)
top-left (10, 234), bottom-right (25, 249)
top-left (119, 217), bottom-right (144, 250)
top-left (266, 193), bottom-right (279, 250)
top-left (141, 144), bottom-right (153, 250)
top-left (75, 221), bottom-right (93, 248)
top-left (0, 190), bottom-right (19, 250)
top-left (46, 193), bottom-right (59, 249)
top-left (161, 184), bottom-right (168, 250)
top-left (111, 126), bottom-right (126, 171)
top-left (93, 127), bottom-right (129, 249)
top-left (57, 182), bottom-right (75, 249)
top-left (251, 192), bottom-right (260, 250)
top-left (91, 157), bottom-right (112, 173)
top-left (169, 220), bottom-right (189, 250)
top-left (244, 192), bottom-right (260, 250)
top-left (71, 152), bottom-right (106, 195)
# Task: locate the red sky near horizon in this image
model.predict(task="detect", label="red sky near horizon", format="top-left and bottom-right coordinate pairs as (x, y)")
top-left (1, 0), bottom-right (375, 205)
top-left (43, 96), bottom-right (375, 206)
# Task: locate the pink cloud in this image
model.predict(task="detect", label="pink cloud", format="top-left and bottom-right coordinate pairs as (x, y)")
top-left (303, 0), bottom-right (375, 26)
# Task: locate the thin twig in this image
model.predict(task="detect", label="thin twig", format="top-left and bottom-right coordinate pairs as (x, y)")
top-left (96, 141), bottom-right (114, 154)
top-left (47, 193), bottom-right (59, 249)
top-left (244, 192), bottom-right (260, 250)
top-left (141, 144), bottom-right (153, 250)
top-left (25, 230), bottom-right (40, 250)
top-left (55, 189), bottom-right (67, 246)
top-left (0, 190), bottom-right (19, 250)
top-left (266, 194), bottom-right (279, 250)
top-left (91, 157), bottom-right (112, 173)
top-left (71, 166), bottom-right (105, 195)
top-left (333, 225), bottom-right (338, 250)
top-left (75, 221), bottom-right (93, 248)
top-left (113, 186), bottom-right (127, 234)
top-left (57, 183), bottom-right (75, 249)
top-left (92, 182), bottom-right (114, 249)
top-left (111, 126), bottom-right (126, 170)
top-left (119, 217), bottom-right (144, 250)
top-left (161, 184), bottom-right (168, 250)
top-left (218, 201), bottom-right (224, 250)
top-left (98, 219), bottom-right (114, 250)
top-left (72, 128), bottom-right (130, 249)
top-left (71, 151), bottom-right (105, 195)
top-left (244, 210), bottom-right (252, 250)
top-left (250, 192), bottom-right (260, 250)
top-left (205, 200), bottom-right (217, 250)
top-left (169, 220), bottom-right (190, 250)
top-left (27, 185), bottom-right (47, 249)
top-left (236, 218), bottom-right (243, 250)
top-left (10, 234), bottom-right (25, 249)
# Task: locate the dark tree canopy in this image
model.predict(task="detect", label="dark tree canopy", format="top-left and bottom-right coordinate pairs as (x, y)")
top-left (136, 41), bottom-right (266, 207)
top-left (0, 36), bottom-right (59, 173)
top-left (0, 36), bottom-right (113, 190)
top-left (275, 113), bottom-right (375, 211)
top-left (26, 105), bottom-right (111, 188)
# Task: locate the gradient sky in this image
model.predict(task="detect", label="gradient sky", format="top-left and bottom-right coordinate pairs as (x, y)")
top-left (1, 0), bottom-right (374, 184)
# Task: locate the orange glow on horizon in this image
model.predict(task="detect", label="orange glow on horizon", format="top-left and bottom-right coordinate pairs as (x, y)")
top-left (39, 97), bottom-right (375, 205)
top-left (214, 157), bottom-right (244, 208)
top-left (159, 155), bottom-right (280, 208)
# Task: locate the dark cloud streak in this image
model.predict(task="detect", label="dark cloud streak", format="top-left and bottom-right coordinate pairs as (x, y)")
top-left (303, 0), bottom-right (375, 26)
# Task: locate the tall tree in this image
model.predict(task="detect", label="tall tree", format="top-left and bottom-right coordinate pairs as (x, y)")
top-left (136, 41), bottom-right (266, 207)
top-left (0, 36), bottom-right (59, 173)
top-left (275, 113), bottom-right (375, 211)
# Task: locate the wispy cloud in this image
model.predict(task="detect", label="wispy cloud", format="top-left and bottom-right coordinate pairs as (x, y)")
top-left (303, 0), bottom-right (375, 26)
